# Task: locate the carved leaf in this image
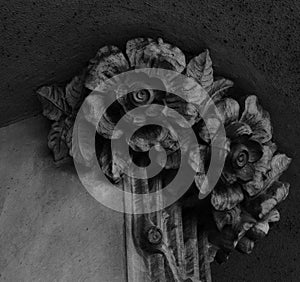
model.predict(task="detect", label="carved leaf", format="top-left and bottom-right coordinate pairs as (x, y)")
top-left (247, 209), bottom-right (280, 239)
top-left (126, 37), bottom-right (186, 72)
top-left (213, 206), bottom-right (241, 231)
top-left (82, 94), bottom-right (123, 139)
top-left (65, 70), bottom-right (89, 111)
top-left (194, 173), bottom-right (210, 197)
top-left (98, 142), bottom-right (128, 183)
top-left (47, 117), bottom-right (73, 163)
top-left (232, 212), bottom-right (257, 240)
top-left (165, 76), bottom-right (209, 127)
top-left (168, 75), bottom-right (209, 106)
top-left (211, 183), bottom-right (244, 211)
top-left (215, 98), bottom-right (240, 125)
top-left (246, 181), bottom-right (290, 219)
top-left (186, 50), bottom-right (213, 92)
top-left (242, 143), bottom-right (276, 196)
top-left (265, 154), bottom-right (292, 187)
top-left (208, 78), bottom-right (234, 103)
top-left (236, 237), bottom-right (254, 254)
top-left (37, 85), bottom-right (71, 121)
top-left (163, 95), bottom-right (200, 128)
top-left (128, 125), bottom-right (179, 153)
top-left (126, 37), bottom-right (154, 66)
top-left (85, 45), bottom-right (129, 90)
top-left (240, 95), bottom-right (272, 144)
top-left (225, 122), bottom-right (252, 140)
top-left (198, 118), bottom-right (221, 143)
top-left (188, 144), bottom-right (208, 173)
top-left (263, 208), bottom-right (280, 223)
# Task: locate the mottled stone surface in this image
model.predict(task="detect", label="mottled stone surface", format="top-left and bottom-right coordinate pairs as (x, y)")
top-left (0, 0), bottom-right (299, 281)
top-left (0, 0), bottom-right (299, 127)
top-left (0, 116), bottom-right (126, 281)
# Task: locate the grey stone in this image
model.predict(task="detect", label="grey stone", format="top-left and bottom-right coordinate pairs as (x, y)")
top-left (0, 116), bottom-right (126, 282)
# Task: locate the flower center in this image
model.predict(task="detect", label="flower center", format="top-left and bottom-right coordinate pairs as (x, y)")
top-left (129, 89), bottom-right (154, 106)
top-left (231, 144), bottom-right (249, 168)
top-left (236, 150), bottom-right (248, 167)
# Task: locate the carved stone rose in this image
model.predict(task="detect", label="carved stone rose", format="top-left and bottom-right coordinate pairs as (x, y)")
top-left (37, 37), bottom-right (292, 280)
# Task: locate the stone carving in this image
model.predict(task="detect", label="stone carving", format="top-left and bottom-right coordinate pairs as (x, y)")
top-left (37, 37), bottom-right (291, 281)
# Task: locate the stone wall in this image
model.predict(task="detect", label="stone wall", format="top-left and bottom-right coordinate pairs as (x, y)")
top-left (0, 117), bottom-right (126, 281)
top-left (0, 1), bottom-right (299, 281)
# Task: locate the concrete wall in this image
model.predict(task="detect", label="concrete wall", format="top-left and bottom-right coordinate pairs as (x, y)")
top-left (0, 116), bottom-right (126, 281)
top-left (0, 0), bottom-right (299, 281)
top-left (0, 0), bottom-right (299, 127)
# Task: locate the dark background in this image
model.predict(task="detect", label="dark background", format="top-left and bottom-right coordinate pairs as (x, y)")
top-left (0, 0), bottom-right (299, 281)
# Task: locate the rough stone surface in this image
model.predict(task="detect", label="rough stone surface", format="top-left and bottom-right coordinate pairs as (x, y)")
top-left (0, 0), bottom-right (299, 127)
top-left (0, 0), bottom-right (299, 281)
top-left (0, 116), bottom-right (126, 281)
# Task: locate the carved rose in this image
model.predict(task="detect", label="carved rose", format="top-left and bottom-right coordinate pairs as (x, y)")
top-left (36, 37), bottom-right (291, 265)
top-left (201, 95), bottom-right (291, 261)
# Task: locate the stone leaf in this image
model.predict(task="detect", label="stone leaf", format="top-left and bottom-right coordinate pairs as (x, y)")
top-left (85, 45), bottom-right (129, 90)
top-left (188, 144), bottom-right (208, 173)
top-left (236, 237), bottom-right (254, 254)
top-left (47, 117), bottom-right (73, 163)
top-left (247, 209), bottom-right (280, 240)
top-left (186, 50), bottom-right (213, 92)
top-left (126, 37), bottom-right (186, 72)
top-left (37, 85), bottom-right (71, 121)
top-left (242, 143), bottom-right (276, 196)
top-left (245, 181), bottom-right (290, 219)
top-left (211, 183), bottom-right (244, 211)
top-left (215, 98), bottom-right (240, 125)
top-left (208, 78), bottom-right (234, 103)
top-left (213, 206), bottom-right (241, 231)
top-left (265, 153), bottom-right (292, 188)
top-left (65, 70), bottom-right (89, 111)
top-left (240, 95), bottom-right (272, 144)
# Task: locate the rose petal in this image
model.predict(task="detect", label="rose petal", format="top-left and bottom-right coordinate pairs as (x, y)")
top-left (128, 125), bottom-right (170, 152)
top-left (216, 98), bottom-right (240, 125)
top-left (156, 150), bottom-right (181, 169)
top-left (199, 118), bottom-right (222, 143)
top-left (240, 95), bottom-right (272, 144)
top-left (221, 167), bottom-right (238, 184)
top-left (126, 37), bottom-right (186, 72)
top-left (213, 206), bottom-right (241, 231)
top-left (211, 183), bottom-right (244, 211)
top-left (243, 139), bottom-right (263, 163)
top-left (85, 45), bottom-right (129, 90)
top-left (226, 122), bottom-right (252, 140)
top-left (242, 143), bottom-right (276, 196)
top-left (195, 174), bottom-right (211, 198)
top-left (236, 237), bottom-right (254, 254)
top-left (235, 163), bottom-right (255, 182)
top-left (188, 144), bottom-right (208, 172)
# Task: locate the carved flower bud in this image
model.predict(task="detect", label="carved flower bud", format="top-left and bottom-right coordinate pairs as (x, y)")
top-left (128, 89), bottom-right (155, 106)
top-left (146, 226), bottom-right (163, 245)
top-left (230, 143), bottom-right (249, 169)
top-left (236, 237), bottom-right (254, 254)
